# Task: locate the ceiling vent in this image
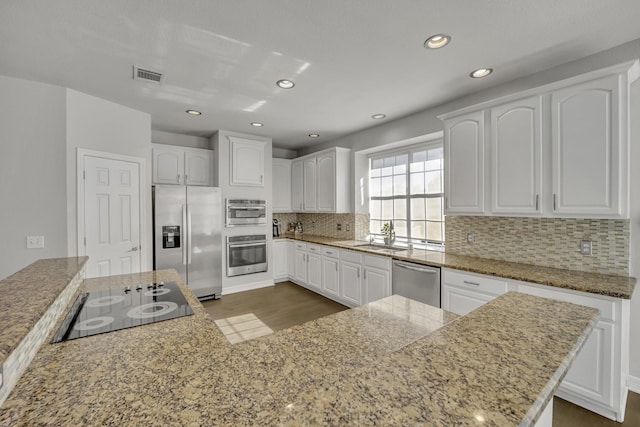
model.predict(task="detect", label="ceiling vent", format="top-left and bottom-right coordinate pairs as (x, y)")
top-left (133, 66), bottom-right (163, 84)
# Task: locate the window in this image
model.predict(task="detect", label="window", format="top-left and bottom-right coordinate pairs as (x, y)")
top-left (369, 142), bottom-right (444, 246)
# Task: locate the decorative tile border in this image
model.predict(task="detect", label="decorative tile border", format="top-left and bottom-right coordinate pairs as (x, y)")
top-left (445, 216), bottom-right (629, 276)
top-left (0, 268), bottom-right (85, 406)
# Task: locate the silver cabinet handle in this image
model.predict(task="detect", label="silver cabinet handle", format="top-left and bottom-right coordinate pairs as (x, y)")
top-left (335, 263), bottom-right (338, 272)
top-left (357, 267), bottom-right (360, 278)
top-left (463, 280), bottom-right (480, 286)
top-left (364, 269), bottom-right (367, 279)
top-left (553, 194), bottom-right (557, 211)
top-left (535, 194), bottom-right (539, 211)
top-left (185, 174), bottom-right (189, 183)
top-left (177, 174), bottom-right (181, 183)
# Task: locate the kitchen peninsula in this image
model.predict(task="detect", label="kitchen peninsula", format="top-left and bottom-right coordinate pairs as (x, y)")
top-left (0, 260), bottom-right (599, 426)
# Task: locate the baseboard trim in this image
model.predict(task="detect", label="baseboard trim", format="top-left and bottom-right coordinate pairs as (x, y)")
top-left (629, 375), bottom-right (640, 394)
top-left (222, 279), bottom-right (274, 295)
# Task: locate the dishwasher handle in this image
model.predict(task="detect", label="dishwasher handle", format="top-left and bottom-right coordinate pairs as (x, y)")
top-left (392, 260), bottom-right (438, 274)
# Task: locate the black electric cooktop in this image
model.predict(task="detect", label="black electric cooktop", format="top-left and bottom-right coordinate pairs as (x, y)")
top-left (52, 281), bottom-right (193, 343)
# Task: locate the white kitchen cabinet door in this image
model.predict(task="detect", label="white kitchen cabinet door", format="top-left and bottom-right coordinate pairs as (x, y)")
top-left (340, 260), bottom-right (362, 307)
top-left (321, 256), bottom-right (340, 299)
top-left (272, 158), bottom-right (292, 212)
top-left (316, 151), bottom-right (336, 212)
top-left (491, 96), bottom-right (543, 214)
top-left (551, 75), bottom-right (623, 217)
top-left (286, 240), bottom-right (296, 278)
top-left (153, 146), bottom-right (184, 185)
top-left (273, 240), bottom-right (288, 282)
top-left (303, 157), bottom-right (317, 211)
top-left (291, 159), bottom-right (304, 212)
top-left (184, 149), bottom-right (213, 186)
top-left (444, 111), bottom-right (485, 214)
top-left (363, 266), bottom-right (390, 304)
top-left (229, 136), bottom-right (265, 187)
top-left (441, 284), bottom-right (494, 316)
top-left (306, 251), bottom-right (322, 291)
top-left (294, 248), bottom-right (307, 284)
top-left (441, 268), bottom-right (508, 316)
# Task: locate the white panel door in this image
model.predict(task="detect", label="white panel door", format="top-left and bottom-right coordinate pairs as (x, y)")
top-left (363, 266), bottom-right (390, 304)
top-left (551, 75), bottom-right (621, 216)
top-left (294, 249), bottom-right (307, 284)
top-left (184, 150), bottom-right (213, 186)
top-left (84, 155), bottom-right (141, 278)
top-left (153, 147), bottom-right (184, 184)
top-left (229, 137), bottom-right (265, 186)
top-left (307, 252), bottom-right (322, 291)
top-left (322, 256), bottom-right (340, 298)
top-left (291, 159), bottom-right (304, 212)
top-left (316, 151), bottom-right (336, 212)
top-left (340, 260), bottom-right (362, 307)
top-left (444, 111), bottom-right (485, 214)
top-left (272, 158), bottom-right (292, 212)
top-left (491, 96), bottom-right (542, 214)
top-left (303, 157), bottom-right (317, 211)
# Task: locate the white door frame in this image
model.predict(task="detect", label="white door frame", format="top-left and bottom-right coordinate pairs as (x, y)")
top-left (76, 148), bottom-right (147, 271)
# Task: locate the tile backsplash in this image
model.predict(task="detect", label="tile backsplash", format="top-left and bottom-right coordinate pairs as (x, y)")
top-left (445, 216), bottom-right (630, 276)
top-left (273, 213), bottom-right (369, 240)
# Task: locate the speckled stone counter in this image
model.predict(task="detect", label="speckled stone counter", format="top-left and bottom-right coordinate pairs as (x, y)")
top-left (1, 270), bottom-right (598, 426)
top-left (276, 234), bottom-right (636, 299)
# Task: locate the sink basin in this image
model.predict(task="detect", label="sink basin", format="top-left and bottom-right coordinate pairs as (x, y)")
top-left (354, 244), bottom-right (406, 253)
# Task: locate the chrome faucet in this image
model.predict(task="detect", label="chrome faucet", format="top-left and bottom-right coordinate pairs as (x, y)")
top-left (386, 220), bottom-right (396, 247)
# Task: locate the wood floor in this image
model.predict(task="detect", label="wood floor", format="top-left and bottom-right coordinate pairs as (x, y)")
top-left (201, 282), bottom-right (639, 426)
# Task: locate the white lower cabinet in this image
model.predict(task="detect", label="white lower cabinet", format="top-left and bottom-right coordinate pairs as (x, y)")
top-left (515, 281), bottom-right (629, 422)
top-left (306, 245), bottom-right (322, 292)
top-left (321, 247), bottom-right (340, 299)
top-left (273, 240), bottom-right (288, 282)
top-left (286, 240), bottom-right (295, 278)
top-left (293, 242), bottom-right (307, 284)
top-left (441, 268), bottom-right (510, 316)
top-left (363, 254), bottom-right (391, 304)
top-left (340, 251), bottom-right (362, 307)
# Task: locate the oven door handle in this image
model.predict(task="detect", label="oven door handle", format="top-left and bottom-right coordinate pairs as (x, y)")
top-left (228, 242), bottom-right (266, 248)
top-left (229, 207), bottom-right (264, 210)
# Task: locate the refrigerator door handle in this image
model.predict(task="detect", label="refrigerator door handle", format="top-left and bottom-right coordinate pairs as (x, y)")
top-left (187, 204), bottom-right (192, 265)
top-left (182, 204), bottom-right (187, 265)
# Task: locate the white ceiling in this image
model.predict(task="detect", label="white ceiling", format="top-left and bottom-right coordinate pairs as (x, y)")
top-left (1, 1), bottom-right (640, 151)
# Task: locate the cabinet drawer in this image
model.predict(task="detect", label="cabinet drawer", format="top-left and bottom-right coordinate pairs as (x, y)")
top-left (364, 254), bottom-right (391, 270)
top-left (517, 282), bottom-right (616, 322)
top-left (341, 249), bottom-right (362, 264)
top-left (307, 244), bottom-right (322, 254)
top-left (294, 242), bottom-right (307, 251)
top-left (443, 269), bottom-right (508, 296)
top-left (322, 246), bottom-right (339, 258)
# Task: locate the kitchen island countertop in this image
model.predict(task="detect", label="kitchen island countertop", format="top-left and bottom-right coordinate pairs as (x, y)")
top-left (1, 269), bottom-right (598, 426)
top-left (275, 234), bottom-right (636, 299)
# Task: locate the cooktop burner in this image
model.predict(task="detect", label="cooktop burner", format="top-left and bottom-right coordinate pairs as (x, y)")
top-left (51, 282), bottom-right (193, 343)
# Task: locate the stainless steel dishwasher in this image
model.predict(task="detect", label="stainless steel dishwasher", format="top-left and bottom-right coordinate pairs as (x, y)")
top-left (392, 260), bottom-right (441, 308)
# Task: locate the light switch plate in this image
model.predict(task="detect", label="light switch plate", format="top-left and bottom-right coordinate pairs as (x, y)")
top-left (26, 235), bottom-right (45, 249)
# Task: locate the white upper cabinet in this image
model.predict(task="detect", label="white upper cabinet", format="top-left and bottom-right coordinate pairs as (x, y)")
top-left (444, 111), bottom-right (485, 214)
top-left (152, 144), bottom-right (213, 186)
top-left (303, 157), bottom-right (317, 211)
top-left (292, 147), bottom-right (351, 213)
top-left (272, 158), bottom-right (292, 212)
top-left (490, 96), bottom-right (543, 214)
top-left (291, 159), bottom-right (304, 211)
top-left (229, 136), bottom-right (265, 187)
top-left (440, 60), bottom-right (637, 219)
top-left (551, 75), bottom-right (624, 217)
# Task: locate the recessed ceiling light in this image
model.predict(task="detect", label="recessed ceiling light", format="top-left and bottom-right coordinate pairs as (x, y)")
top-left (308, 133), bottom-right (320, 138)
top-left (470, 68), bottom-right (493, 78)
top-left (371, 114), bottom-right (386, 120)
top-left (276, 79), bottom-right (295, 89)
top-left (186, 109), bottom-right (202, 115)
top-left (250, 122), bottom-right (264, 127)
top-left (424, 34), bottom-right (451, 49)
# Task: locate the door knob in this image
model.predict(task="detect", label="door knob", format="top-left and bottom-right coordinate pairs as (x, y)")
top-left (126, 246), bottom-right (139, 253)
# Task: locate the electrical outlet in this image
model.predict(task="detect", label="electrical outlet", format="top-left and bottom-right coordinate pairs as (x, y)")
top-left (337, 223), bottom-right (342, 231)
top-left (346, 224), bottom-right (350, 231)
top-left (26, 235), bottom-right (45, 249)
top-left (580, 240), bottom-right (592, 255)
top-left (467, 233), bottom-right (474, 244)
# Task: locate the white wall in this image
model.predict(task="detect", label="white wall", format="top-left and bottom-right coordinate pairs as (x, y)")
top-left (66, 90), bottom-right (152, 270)
top-left (296, 39), bottom-right (640, 383)
top-left (272, 147), bottom-right (297, 159)
top-left (0, 76), bottom-right (68, 280)
top-left (151, 130), bottom-right (210, 150)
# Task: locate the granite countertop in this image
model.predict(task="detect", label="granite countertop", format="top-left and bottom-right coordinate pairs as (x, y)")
top-left (0, 257), bottom-right (88, 362)
top-left (276, 234), bottom-right (636, 299)
top-left (1, 269), bottom-right (598, 426)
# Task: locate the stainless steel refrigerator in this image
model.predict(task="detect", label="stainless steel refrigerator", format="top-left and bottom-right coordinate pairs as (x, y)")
top-left (153, 185), bottom-right (222, 300)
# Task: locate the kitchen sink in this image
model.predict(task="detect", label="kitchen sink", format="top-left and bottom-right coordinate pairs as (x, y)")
top-left (354, 244), bottom-right (406, 253)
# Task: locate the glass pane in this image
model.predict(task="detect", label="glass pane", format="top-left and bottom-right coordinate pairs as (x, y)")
top-left (394, 154), bottom-right (408, 174)
top-left (425, 158), bottom-right (442, 172)
top-left (426, 170), bottom-right (442, 194)
top-left (381, 166), bottom-right (393, 176)
top-left (393, 174), bottom-right (406, 195)
top-left (393, 163), bottom-right (406, 175)
top-left (381, 176), bottom-right (393, 197)
top-left (370, 220), bottom-right (382, 235)
top-left (371, 158), bottom-right (384, 169)
top-left (394, 199), bottom-right (407, 220)
top-left (394, 220), bottom-right (407, 238)
top-left (369, 177), bottom-right (381, 197)
top-left (370, 167), bottom-right (381, 178)
top-left (383, 157), bottom-right (395, 168)
top-left (426, 197), bottom-right (442, 221)
top-left (410, 150), bottom-right (425, 172)
top-left (410, 172), bottom-right (425, 194)
top-left (411, 198), bottom-right (426, 220)
top-left (382, 199), bottom-right (394, 219)
top-left (427, 146), bottom-right (443, 160)
top-left (427, 221), bottom-right (443, 241)
top-left (369, 199), bottom-right (381, 218)
top-left (411, 221), bottom-right (426, 240)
